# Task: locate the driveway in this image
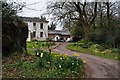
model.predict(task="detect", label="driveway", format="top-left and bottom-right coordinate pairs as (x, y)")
top-left (51, 42), bottom-right (119, 78)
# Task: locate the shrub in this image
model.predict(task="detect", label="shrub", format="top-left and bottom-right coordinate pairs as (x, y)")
top-left (90, 44), bottom-right (104, 51)
top-left (35, 50), bottom-right (84, 75)
top-left (110, 48), bottom-right (120, 53)
top-left (77, 39), bottom-right (93, 48)
top-left (36, 50), bottom-right (53, 69)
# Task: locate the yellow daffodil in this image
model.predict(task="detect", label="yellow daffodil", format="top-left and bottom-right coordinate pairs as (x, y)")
top-left (37, 53), bottom-right (39, 56)
top-left (83, 59), bottom-right (86, 63)
top-left (40, 53), bottom-right (43, 58)
top-left (101, 52), bottom-right (105, 54)
top-left (64, 54), bottom-right (68, 56)
top-left (77, 63), bottom-right (79, 65)
top-left (48, 62), bottom-right (50, 64)
top-left (72, 53), bottom-right (80, 57)
top-left (59, 65), bottom-right (61, 68)
top-left (72, 63), bottom-right (74, 65)
top-left (60, 57), bottom-right (62, 60)
top-left (82, 58), bottom-right (86, 63)
top-left (115, 56), bottom-right (117, 59)
top-left (65, 53), bottom-right (68, 55)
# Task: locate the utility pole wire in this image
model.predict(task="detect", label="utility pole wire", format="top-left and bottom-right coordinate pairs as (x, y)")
top-left (27, 2), bottom-right (41, 5)
top-left (13, 1), bottom-right (46, 12)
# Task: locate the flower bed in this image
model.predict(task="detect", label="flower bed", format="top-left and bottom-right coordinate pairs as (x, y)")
top-left (2, 50), bottom-right (85, 78)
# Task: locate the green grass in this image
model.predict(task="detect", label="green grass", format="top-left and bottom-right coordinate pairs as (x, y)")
top-left (3, 50), bottom-right (85, 78)
top-left (27, 41), bottom-right (55, 55)
top-left (27, 41), bottom-right (54, 49)
top-left (3, 41), bottom-right (85, 78)
top-left (67, 43), bottom-right (120, 60)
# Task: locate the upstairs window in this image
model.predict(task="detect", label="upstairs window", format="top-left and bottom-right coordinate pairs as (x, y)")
top-left (33, 22), bottom-right (36, 26)
top-left (40, 32), bottom-right (43, 37)
top-left (40, 23), bottom-right (43, 29)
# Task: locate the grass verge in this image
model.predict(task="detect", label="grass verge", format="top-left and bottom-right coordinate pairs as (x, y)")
top-left (67, 43), bottom-right (120, 61)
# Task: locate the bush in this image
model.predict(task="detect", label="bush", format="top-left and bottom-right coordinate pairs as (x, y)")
top-left (90, 44), bottom-right (105, 51)
top-left (35, 49), bottom-right (84, 77)
top-left (2, 2), bottom-right (28, 56)
top-left (77, 39), bottom-right (93, 48)
top-left (109, 48), bottom-right (120, 54)
top-left (36, 50), bottom-right (53, 69)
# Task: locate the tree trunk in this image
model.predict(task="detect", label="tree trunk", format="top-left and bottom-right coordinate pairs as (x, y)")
top-left (83, 26), bottom-right (91, 41)
top-left (112, 37), bottom-right (115, 48)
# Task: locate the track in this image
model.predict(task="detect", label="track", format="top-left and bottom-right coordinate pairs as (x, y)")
top-left (52, 42), bottom-right (119, 78)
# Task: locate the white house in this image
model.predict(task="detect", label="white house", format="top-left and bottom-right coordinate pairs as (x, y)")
top-left (22, 17), bottom-right (49, 41)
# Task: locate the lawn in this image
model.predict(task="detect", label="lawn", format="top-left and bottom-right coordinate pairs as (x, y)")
top-left (27, 41), bottom-right (54, 55)
top-left (2, 41), bottom-right (85, 78)
top-left (67, 43), bottom-right (120, 61)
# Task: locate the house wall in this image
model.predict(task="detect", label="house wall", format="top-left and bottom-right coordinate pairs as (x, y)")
top-left (48, 34), bottom-right (70, 41)
top-left (26, 21), bottom-right (48, 41)
top-left (48, 34), bottom-right (55, 38)
top-left (62, 35), bottom-right (70, 40)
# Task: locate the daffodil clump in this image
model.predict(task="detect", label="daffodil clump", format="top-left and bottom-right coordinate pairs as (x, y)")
top-left (3, 49), bottom-right (85, 78)
top-left (72, 53), bottom-right (80, 58)
top-left (35, 50), bottom-right (85, 78)
top-left (67, 42), bottom-right (120, 60)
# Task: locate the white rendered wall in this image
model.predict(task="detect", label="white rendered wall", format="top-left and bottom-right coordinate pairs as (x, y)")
top-left (26, 30), bottom-right (31, 41)
top-left (25, 21), bottom-right (48, 41)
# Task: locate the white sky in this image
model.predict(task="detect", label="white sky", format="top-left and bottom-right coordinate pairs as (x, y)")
top-left (7, 0), bottom-right (63, 30)
top-left (17, 0), bottom-right (48, 17)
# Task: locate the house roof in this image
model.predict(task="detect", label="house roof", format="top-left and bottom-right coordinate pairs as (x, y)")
top-left (48, 28), bottom-right (70, 36)
top-left (21, 17), bottom-right (49, 23)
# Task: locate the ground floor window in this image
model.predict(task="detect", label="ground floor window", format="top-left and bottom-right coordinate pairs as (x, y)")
top-left (40, 32), bottom-right (43, 37)
top-left (33, 31), bottom-right (36, 38)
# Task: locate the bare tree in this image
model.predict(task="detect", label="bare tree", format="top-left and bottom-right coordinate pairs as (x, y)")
top-left (46, 2), bottom-right (98, 41)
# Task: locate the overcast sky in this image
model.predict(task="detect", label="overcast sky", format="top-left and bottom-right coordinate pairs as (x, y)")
top-left (15, 0), bottom-right (63, 30)
top-left (6, 0), bottom-right (62, 30)
top-left (17, 0), bottom-right (48, 17)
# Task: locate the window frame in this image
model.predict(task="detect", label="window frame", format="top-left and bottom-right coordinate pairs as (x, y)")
top-left (33, 31), bottom-right (36, 38)
top-left (40, 32), bottom-right (43, 37)
top-left (40, 23), bottom-right (43, 29)
top-left (33, 22), bottom-right (36, 26)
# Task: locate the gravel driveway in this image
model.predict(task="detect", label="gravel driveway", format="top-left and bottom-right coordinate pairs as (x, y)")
top-left (52, 42), bottom-right (119, 78)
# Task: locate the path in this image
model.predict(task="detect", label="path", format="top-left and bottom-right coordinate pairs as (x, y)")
top-left (52, 42), bottom-right (119, 78)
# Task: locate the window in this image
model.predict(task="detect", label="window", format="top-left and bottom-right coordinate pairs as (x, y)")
top-left (33, 22), bottom-right (36, 26)
top-left (33, 31), bottom-right (36, 37)
top-left (40, 32), bottom-right (43, 37)
top-left (40, 23), bottom-right (43, 29)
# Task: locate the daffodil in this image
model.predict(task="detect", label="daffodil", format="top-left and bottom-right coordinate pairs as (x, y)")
top-left (37, 52), bottom-right (39, 55)
top-left (83, 59), bottom-right (86, 63)
top-left (59, 65), bottom-right (61, 68)
top-left (40, 53), bottom-right (43, 58)
top-left (65, 53), bottom-right (68, 55)
top-left (48, 62), bottom-right (50, 64)
top-left (82, 58), bottom-right (86, 63)
top-left (72, 63), bottom-right (74, 65)
top-left (64, 54), bottom-right (68, 56)
top-left (101, 52), bottom-right (105, 54)
top-left (77, 63), bottom-right (79, 65)
top-left (72, 53), bottom-right (80, 57)
top-left (115, 56), bottom-right (117, 59)
top-left (60, 57), bottom-right (62, 60)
